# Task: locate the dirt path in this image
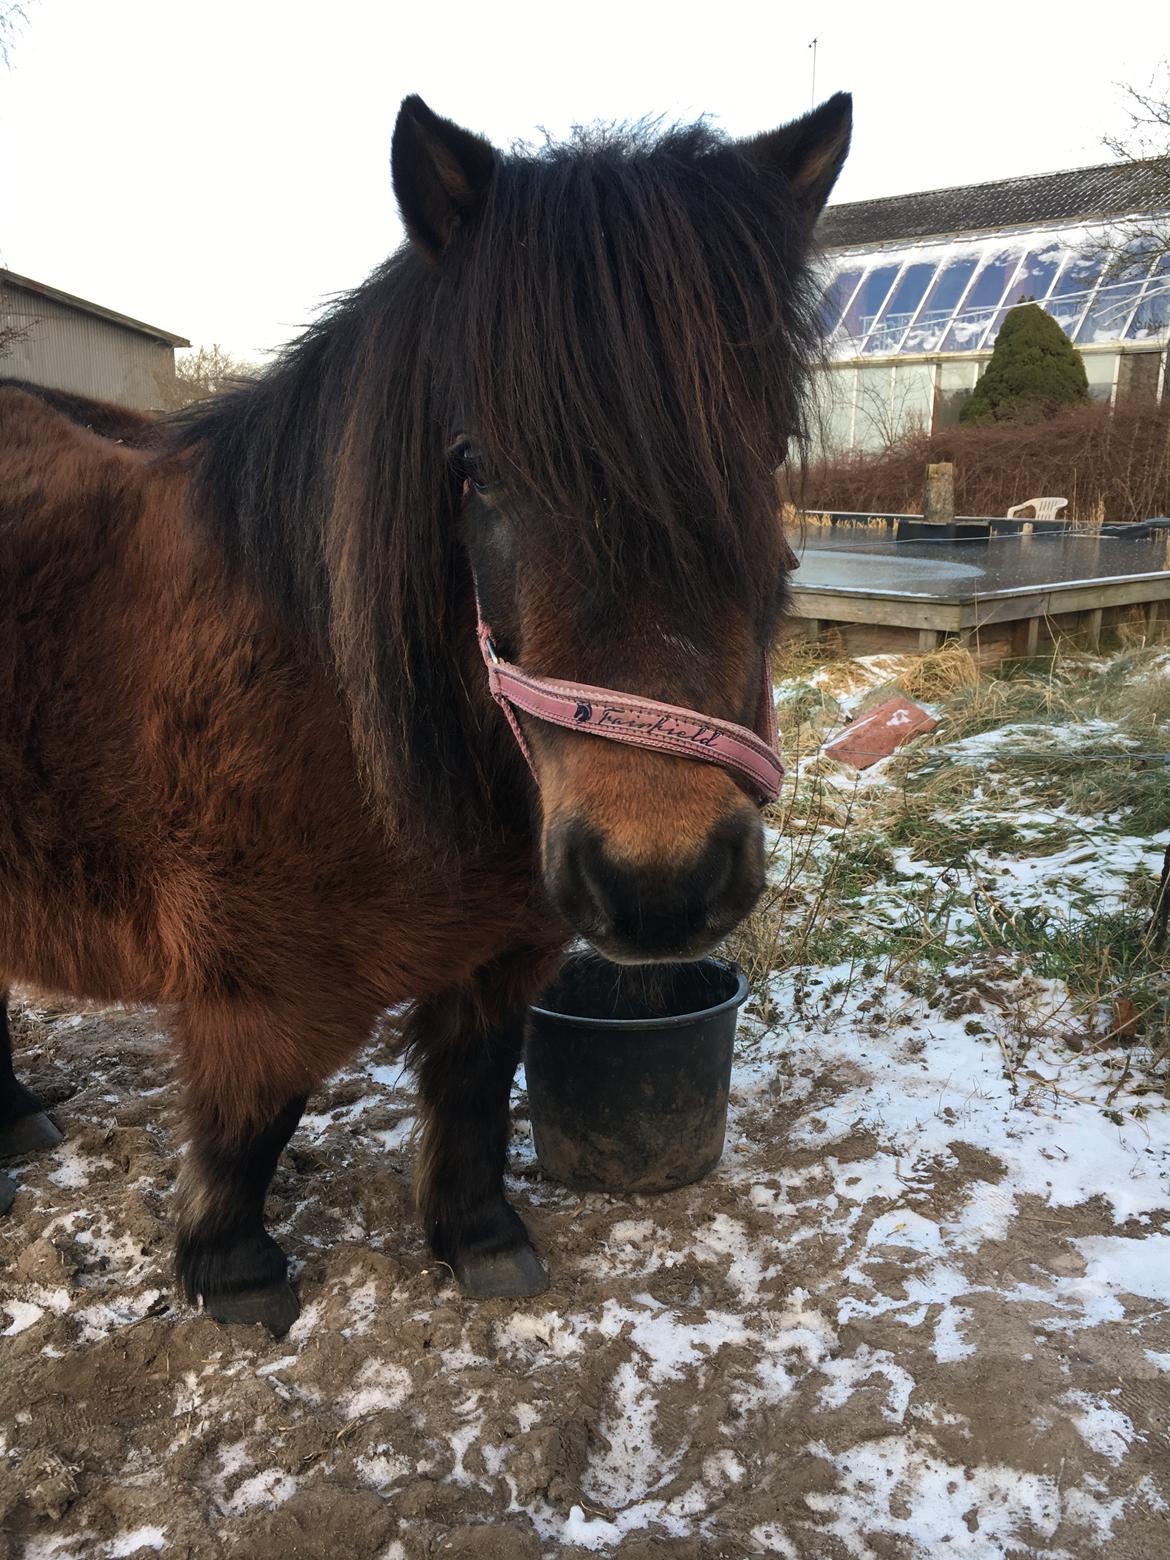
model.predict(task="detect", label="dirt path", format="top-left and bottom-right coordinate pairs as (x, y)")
top-left (1, 971), bottom-right (1167, 1560)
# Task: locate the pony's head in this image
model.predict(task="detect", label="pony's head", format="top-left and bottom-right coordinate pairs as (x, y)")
top-left (390, 95), bottom-right (850, 963)
top-left (180, 94), bottom-right (849, 966)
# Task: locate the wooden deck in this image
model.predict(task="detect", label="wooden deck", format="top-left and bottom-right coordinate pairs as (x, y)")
top-left (787, 569), bottom-right (1170, 655)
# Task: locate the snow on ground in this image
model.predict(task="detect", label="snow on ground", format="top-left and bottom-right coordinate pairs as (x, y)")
top-left (1, 648), bottom-right (1168, 1557)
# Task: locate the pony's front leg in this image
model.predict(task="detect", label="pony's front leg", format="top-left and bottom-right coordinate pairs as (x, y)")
top-left (172, 1000), bottom-right (330, 1336)
top-left (406, 948), bottom-right (561, 1298)
top-left (176, 1091), bottom-right (306, 1334)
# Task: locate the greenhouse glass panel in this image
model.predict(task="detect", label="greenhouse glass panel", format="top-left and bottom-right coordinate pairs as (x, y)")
top-left (852, 365), bottom-right (895, 451)
top-left (862, 262), bottom-right (935, 355)
top-left (889, 362), bottom-right (936, 434)
top-left (814, 365), bottom-right (857, 454)
top-left (819, 266), bottom-right (863, 338)
top-left (1011, 245), bottom-right (1063, 304)
top-left (935, 362), bottom-right (979, 427)
top-left (1083, 353), bottom-right (1118, 401)
top-left (941, 250), bottom-right (1019, 351)
top-left (1079, 272), bottom-right (1151, 343)
top-left (1126, 255), bottom-right (1170, 341)
top-left (1046, 252), bottom-right (1100, 337)
top-left (901, 256), bottom-right (977, 353)
top-left (985, 245), bottom-right (1064, 342)
top-left (839, 263), bottom-right (900, 350)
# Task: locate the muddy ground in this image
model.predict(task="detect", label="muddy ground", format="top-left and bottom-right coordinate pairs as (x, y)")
top-left (1, 967), bottom-right (1167, 1560)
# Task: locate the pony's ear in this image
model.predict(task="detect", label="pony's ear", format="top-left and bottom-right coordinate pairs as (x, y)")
top-left (391, 95), bottom-right (497, 261)
top-left (741, 92), bottom-right (852, 222)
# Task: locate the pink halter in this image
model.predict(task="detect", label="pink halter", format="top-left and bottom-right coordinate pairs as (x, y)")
top-left (475, 542), bottom-right (795, 806)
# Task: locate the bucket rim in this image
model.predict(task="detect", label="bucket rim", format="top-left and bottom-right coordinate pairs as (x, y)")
top-left (529, 954), bottom-right (750, 1031)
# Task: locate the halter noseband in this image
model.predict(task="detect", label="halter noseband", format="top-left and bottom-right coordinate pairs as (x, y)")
top-left (475, 541), bottom-right (795, 807)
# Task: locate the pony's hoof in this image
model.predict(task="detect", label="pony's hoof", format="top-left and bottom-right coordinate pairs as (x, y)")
top-left (205, 1281), bottom-right (301, 1337)
top-left (0, 1171), bottom-right (16, 1216)
top-left (0, 1110), bottom-right (64, 1159)
top-left (455, 1243), bottom-right (549, 1299)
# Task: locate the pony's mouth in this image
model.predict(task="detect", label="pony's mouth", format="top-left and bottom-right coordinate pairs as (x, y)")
top-left (580, 924), bottom-right (734, 967)
top-left (543, 815), bottom-right (765, 968)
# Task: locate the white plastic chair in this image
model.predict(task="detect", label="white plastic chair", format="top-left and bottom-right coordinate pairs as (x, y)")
top-left (1006, 497), bottom-right (1068, 521)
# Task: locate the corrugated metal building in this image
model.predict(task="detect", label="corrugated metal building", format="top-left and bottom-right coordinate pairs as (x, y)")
top-left (814, 158), bottom-right (1170, 452)
top-left (0, 268), bottom-right (189, 412)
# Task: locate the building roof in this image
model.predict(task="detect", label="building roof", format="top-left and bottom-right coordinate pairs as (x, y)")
top-left (0, 268), bottom-right (190, 347)
top-left (818, 158), bottom-right (1170, 251)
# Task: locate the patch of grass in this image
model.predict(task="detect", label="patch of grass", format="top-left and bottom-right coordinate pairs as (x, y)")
top-left (822, 830), bottom-right (901, 895)
top-left (774, 681), bottom-right (836, 724)
top-left (999, 748), bottom-right (1170, 835)
top-left (895, 643), bottom-right (983, 702)
top-left (886, 753), bottom-right (990, 812)
top-left (976, 896), bottom-right (1170, 1063)
top-left (887, 811), bottom-right (1032, 866)
top-left (738, 641), bottom-right (1170, 1085)
top-left (768, 769), bottom-right (859, 832)
top-left (771, 631), bottom-right (846, 682)
top-left (885, 641), bottom-right (1170, 835)
top-left (728, 810), bottom-right (964, 1008)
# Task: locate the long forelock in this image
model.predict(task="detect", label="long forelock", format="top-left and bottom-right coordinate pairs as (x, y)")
top-left (442, 120), bottom-right (821, 606)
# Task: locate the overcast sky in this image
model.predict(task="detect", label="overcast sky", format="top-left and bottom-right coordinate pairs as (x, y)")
top-left (1, 0), bottom-right (1164, 359)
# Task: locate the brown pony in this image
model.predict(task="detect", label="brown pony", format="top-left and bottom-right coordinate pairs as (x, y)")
top-left (0, 93), bottom-right (851, 1333)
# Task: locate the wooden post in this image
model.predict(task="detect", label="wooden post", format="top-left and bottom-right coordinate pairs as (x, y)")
top-left (923, 462), bottom-right (955, 525)
top-left (918, 629), bottom-right (940, 652)
top-left (1084, 607), bottom-right (1103, 651)
top-left (1010, 616), bottom-right (1041, 658)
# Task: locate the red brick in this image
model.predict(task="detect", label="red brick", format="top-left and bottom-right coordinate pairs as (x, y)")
top-left (822, 695), bottom-right (938, 770)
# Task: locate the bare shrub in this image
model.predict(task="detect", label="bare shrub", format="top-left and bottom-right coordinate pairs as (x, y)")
top-left (157, 344), bottom-right (260, 411)
top-left (797, 400), bottom-right (1170, 522)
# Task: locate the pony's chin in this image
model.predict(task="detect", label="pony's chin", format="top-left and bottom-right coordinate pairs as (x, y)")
top-left (581, 930), bottom-right (723, 967)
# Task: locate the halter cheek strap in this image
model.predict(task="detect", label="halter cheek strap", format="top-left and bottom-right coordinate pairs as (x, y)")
top-left (475, 534), bottom-right (797, 806)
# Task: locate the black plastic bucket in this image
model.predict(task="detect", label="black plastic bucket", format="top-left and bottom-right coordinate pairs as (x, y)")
top-left (525, 952), bottom-right (749, 1194)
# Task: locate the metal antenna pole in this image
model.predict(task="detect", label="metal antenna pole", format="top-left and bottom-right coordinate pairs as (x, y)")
top-left (809, 36), bottom-right (818, 107)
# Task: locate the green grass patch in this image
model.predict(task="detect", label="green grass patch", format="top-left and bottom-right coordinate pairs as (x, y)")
top-left (998, 748), bottom-right (1170, 836)
top-left (979, 898), bottom-right (1170, 1054)
top-left (887, 812), bottom-right (1032, 866)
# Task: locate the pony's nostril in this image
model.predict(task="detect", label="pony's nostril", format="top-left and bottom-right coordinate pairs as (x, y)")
top-left (574, 840), bottom-right (617, 927)
top-left (545, 820), bottom-right (615, 937)
top-left (727, 815), bottom-right (765, 903)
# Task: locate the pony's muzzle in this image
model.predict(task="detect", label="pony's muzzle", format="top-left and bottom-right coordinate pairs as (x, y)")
top-left (544, 809), bottom-right (765, 963)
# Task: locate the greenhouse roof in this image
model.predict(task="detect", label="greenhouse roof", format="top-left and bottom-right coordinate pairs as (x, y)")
top-left (818, 158), bottom-right (1170, 249)
top-left (820, 219), bottom-right (1170, 360)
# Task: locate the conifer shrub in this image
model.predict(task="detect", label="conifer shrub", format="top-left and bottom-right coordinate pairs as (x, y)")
top-left (959, 302), bottom-right (1090, 425)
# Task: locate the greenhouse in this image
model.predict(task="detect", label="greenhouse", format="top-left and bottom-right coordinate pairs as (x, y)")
top-left (814, 158), bottom-right (1170, 452)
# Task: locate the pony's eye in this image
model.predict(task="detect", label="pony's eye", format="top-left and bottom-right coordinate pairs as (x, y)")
top-left (451, 439), bottom-right (496, 495)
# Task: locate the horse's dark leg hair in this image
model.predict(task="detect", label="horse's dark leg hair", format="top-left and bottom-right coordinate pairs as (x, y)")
top-left (1149, 839), bottom-right (1170, 952)
top-left (0, 990), bottom-right (64, 1159)
top-left (405, 945), bottom-right (561, 1298)
top-left (174, 989), bottom-right (387, 1334)
top-left (175, 1090), bottom-right (307, 1336)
